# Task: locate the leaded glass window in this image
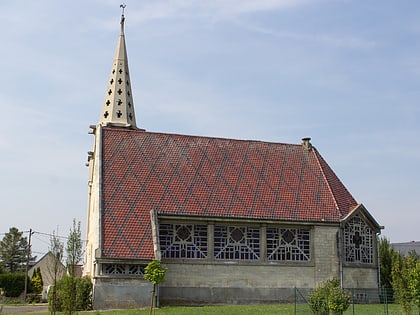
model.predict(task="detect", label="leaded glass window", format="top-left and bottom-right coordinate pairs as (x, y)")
top-left (343, 214), bottom-right (374, 264)
top-left (214, 225), bottom-right (260, 260)
top-left (159, 223), bottom-right (208, 259)
top-left (266, 228), bottom-right (310, 261)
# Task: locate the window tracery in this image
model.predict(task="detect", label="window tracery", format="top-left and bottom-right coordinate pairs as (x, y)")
top-left (266, 228), bottom-right (310, 261)
top-left (102, 264), bottom-right (145, 275)
top-left (159, 223), bottom-right (208, 259)
top-left (214, 225), bottom-right (260, 260)
top-left (158, 222), bottom-right (311, 263)
top-left (343, 214), bottom-right (374, 264)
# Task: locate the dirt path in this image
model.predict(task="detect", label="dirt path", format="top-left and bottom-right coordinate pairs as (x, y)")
top-left (1, 304), bottom-right (49, 314)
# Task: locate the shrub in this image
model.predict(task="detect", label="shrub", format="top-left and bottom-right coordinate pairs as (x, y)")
top-left (0, 273), bottom-right (26, 297)
top-left (31, 267), bottom-right (43, 294)
top-left (308, 279), bottom-right (351, 315)
top-left (48, 276), bottom-right (92, 313)
top-left (76, 276), bottom-right (93, 311)
top-left (328, 286), bottom-right (351, 315)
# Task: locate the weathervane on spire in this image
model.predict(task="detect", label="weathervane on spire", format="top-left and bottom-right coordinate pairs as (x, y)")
top-left (120, 3), bottom-right (126, 15)
top-left (120, 3), bottom-right (126, 33)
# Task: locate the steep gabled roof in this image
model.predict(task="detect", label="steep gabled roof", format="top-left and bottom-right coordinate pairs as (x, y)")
top-left (100, 127), bottom-right (358, 259)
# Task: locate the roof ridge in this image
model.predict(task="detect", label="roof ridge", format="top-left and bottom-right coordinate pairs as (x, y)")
top-left (102, 127), bottom-right (303, 147)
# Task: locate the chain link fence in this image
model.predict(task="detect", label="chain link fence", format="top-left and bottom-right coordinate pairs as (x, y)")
top-left (294, 287), bottom-right (399, 315)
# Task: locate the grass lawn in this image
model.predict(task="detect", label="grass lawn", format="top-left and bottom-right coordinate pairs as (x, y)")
top-left (0, 303), bottom-right (406, 315)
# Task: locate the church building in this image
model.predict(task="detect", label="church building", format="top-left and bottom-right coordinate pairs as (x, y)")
top-left (84, 13), bottom-right (382, 309)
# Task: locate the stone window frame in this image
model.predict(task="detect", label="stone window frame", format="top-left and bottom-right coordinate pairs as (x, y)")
top-left (159, 223), bottom-right (208, 259)
top-left (213, 225), bottom-right (260, 260)
top-left (100, 263), bottom-right (146, 276)
top-left (158, 220), bottom-right (313, 264)
top-left (266, 227), bottom-right (311, 262)
top-left (343, 213), bottom-right (375, 265)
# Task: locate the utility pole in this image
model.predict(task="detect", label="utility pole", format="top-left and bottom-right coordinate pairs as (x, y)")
top-left (23, 229), bottom-right (33, 303)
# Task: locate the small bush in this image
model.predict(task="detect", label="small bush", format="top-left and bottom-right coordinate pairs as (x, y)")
top-left (309, 279), bottom-right (351, 315)
top-left (48, 276), bottom-right (92, 313)
top-left (76, 276), bottom-right (93, 311)
top-left (0, 273), bottom-right (26, 297)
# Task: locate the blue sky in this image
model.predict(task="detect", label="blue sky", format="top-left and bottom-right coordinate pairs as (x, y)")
top-left (0, 0), bottom-right (419, 257)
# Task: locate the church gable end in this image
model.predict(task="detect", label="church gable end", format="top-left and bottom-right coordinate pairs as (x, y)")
top-left (341, 204), bottom-right (381, 266)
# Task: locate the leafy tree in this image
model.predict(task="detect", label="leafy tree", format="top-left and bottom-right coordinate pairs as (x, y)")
top-left (392, 253), bottom-right (420, 315)
top-left (48, 230), bottom-right (64, 315)
top-left (63, 219), bottom-right (83, 315)
top-left (379, 237), bottom-right (395, 288)
top-left (66, 219), bottom-right (82, 277)
top-left (379, 236), bottom-right (397, 303)
top-left (408, 259), bottom-right (420, 314)
top-left (144, 259), bottom-right (167, 315)
top-left (0, 227), bottom-right (34, 273)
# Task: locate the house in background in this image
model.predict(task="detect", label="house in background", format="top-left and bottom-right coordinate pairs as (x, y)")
top-left (28, 252), bottom-right (66, 301)
top-left (84, 13), bottom-right (383, 309)
top-left (391, 241), bottom-right (420, 256)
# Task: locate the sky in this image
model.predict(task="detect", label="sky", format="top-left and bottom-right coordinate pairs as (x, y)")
top-left (0, 0), bottom-right (419, 259)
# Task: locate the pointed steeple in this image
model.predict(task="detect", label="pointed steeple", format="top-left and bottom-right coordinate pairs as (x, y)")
top-left (99, 9), bottom-right (137, 128)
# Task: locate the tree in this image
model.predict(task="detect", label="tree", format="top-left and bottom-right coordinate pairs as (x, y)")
top-left (379, 237), bottom-right (395, 288)
top-left (63, 219), bottom-right (83, 315)
top-left (48, 230), bottom-right (64, 315)
top-left (379, 236), bottom-right (397, 303)
top-left (66, 219), bottom-right (82, 277)
top-left (408, 259), bottom-right (420, 315)
top-left (391, 250), bottom-right (420, 315)
top-left (0, 227), bottom-right (34, 273)
top-left (144, 259), bottom-right (167, 315)
top-left (31, 267), bottom-right (43, 294)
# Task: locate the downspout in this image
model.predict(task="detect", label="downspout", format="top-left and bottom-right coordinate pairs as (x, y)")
top-left (376, 231), bottom-right (382, 288)
top-left (338, 222), bottom-right (344, 288)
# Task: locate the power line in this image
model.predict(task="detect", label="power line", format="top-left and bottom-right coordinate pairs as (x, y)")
top-left (1, 229), bottom-right (87, 242)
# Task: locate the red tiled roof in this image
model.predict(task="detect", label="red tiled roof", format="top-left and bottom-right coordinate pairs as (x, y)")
top-left (100, 127), bottom-right (358, 259)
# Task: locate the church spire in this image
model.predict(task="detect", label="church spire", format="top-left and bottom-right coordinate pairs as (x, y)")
top-left (99, 5), bottom-right (137, 128)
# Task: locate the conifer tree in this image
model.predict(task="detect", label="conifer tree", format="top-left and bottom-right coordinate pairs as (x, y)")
top-left (0, 227), bottom-right (34, 273)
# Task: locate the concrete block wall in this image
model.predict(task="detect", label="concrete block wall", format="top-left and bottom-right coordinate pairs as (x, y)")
top-left (93, 277), bottom-right (152, 309)
top-left (343, 267), bottom-right (378, 288)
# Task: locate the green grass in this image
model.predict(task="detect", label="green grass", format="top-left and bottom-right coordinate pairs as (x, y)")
top-left (0, 303), bottom-right (408, 315)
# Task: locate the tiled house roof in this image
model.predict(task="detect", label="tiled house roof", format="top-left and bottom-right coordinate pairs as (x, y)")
top-left (101, 127), bottom-right (358, 259)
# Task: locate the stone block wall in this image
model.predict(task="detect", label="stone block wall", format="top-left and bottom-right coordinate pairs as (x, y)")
top-left (93, 277), bottom-right (152, 309)
top-left (313, 225), bottom-right (340, 283)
